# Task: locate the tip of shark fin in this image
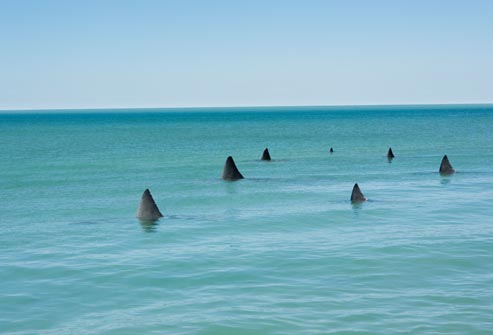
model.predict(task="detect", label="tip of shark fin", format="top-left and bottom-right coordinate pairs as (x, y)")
top-left (261, 148), bottom-right (271, 161)
top-left (351, 183), bottom-right (367, 202)
top-left (387, 147), bottom-right (395, 159)
top-left (137, 188), bottom-right (163, 220)
top-left (439, 155), bottom-right (455, 175)
top-left (221, 156), bottom-right (244, 180)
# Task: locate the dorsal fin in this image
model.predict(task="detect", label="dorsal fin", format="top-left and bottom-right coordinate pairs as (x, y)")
top-left (221, 156), bottom-right (244, 180)
top-left (387, 147), bottom-right (395, 159)
top-left (137, 189), bottom-right (163, 220)
top-left (439, 155), bottom-right (455, 175)
top-left (261, 148), bottom-right (271, 161)
top-left (351, 183), bottom-right (367, 202)
top-left (329, 147), bottom-right (334, 153)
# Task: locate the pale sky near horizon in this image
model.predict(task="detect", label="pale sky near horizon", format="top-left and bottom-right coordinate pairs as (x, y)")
top-left (1, 0), bottom-right (492, 110)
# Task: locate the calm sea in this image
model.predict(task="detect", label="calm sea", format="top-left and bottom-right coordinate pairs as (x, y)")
top-left (1, 105), bottom-right (493, 334)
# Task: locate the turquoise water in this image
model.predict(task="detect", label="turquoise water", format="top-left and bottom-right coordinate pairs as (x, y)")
top-left (1, 105), bottom-right (493, 334)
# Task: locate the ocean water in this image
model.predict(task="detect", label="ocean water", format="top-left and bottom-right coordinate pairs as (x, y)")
top-left (1, 105), bottom-right (493, 334)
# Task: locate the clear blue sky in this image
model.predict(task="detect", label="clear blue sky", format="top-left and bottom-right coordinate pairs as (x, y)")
top-left (1, 0), bottom-right (492, 110)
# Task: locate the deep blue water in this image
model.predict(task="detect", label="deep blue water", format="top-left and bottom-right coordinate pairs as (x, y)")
top-left (1, 105), bottom-right (493, 334)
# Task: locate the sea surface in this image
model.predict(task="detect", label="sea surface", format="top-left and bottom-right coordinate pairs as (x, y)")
top-left (1, 105), bottom-right (493, 334)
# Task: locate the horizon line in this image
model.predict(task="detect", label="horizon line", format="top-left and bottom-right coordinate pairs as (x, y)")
top-left (1, 102), bottom-right (492, 113)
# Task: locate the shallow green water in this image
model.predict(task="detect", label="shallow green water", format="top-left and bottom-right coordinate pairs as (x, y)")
top-left (1, 105), bottom-right (493, 334)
